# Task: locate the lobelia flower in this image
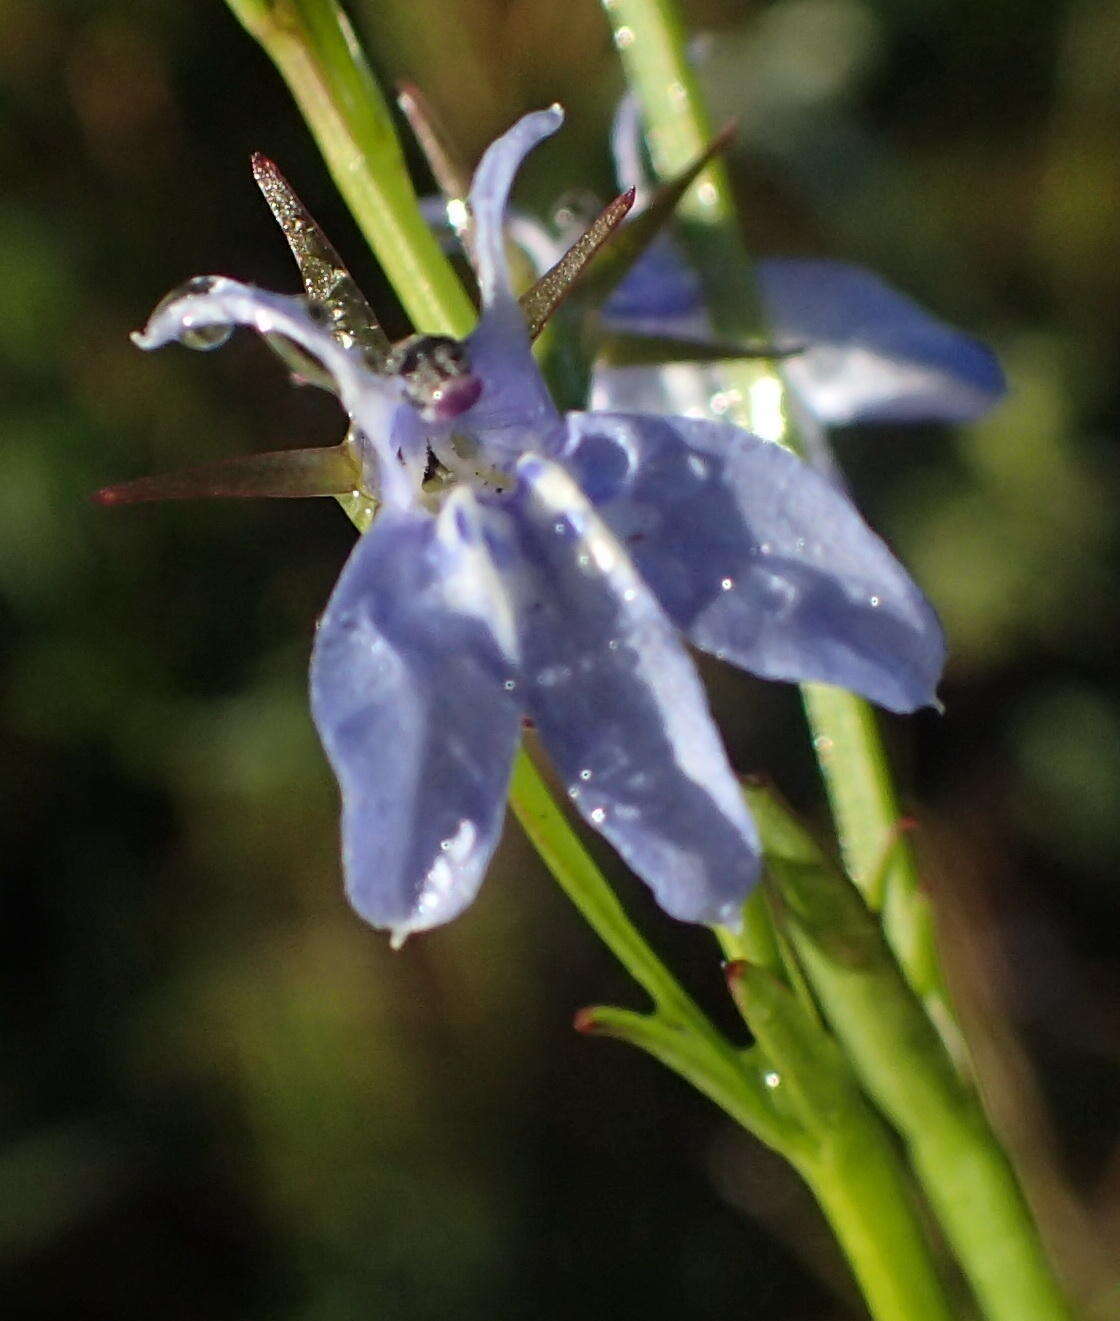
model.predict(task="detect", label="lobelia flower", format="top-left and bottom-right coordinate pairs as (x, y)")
top-left (105, 108), bottom-right (946, 944)
top-left (497, 93), bottom-right (1005, 455)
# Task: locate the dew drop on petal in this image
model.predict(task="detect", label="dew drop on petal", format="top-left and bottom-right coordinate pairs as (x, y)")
top-left (180, 322), bottom-right (233, 351)
top-left (579, 768), bottom-right (592, 781)
top-left (590, 807), bottom-right (606, 824)
top-left (764, 1070), bottom-right (781, 1089)
top-left (720, 576), bottom-right (734, 591)
top-left (869, 594), bottom-right (881, 607)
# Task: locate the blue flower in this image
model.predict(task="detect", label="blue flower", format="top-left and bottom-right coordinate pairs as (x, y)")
top-left (520, 94), bottom-right (1006, 443)
top-left (130, 109), bottom-right (945, 943)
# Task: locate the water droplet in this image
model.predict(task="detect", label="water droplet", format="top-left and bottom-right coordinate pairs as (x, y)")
top-left (579, 768), bottom-right (592, 781)
top-left (794, 537), bottom-right (806, 552)
top-left (568, 786), bottom-right (581, 801)
top-left (180, 322), bottom-right (232, 351)
top-left (607, 638), bottom-right (620, 652)
top-left (813, 735), bottom-right (834, 754)
top-left (697, 181), bottom-right (718, 207)
top-left (613, 24), bottom-right (635, 48)
top-left (577, 552), bottom-right (590, 568)
top-left (553, 520), bottom-right (566, 535)
top-left (869, 594), bottom-right (881, 608)
top-left (623, 587), bottom-right (637, 602)
top-left (720, 576), bottom-right (734, 591)
top-left (503, 678), bottom-right (517, 692)
top-left (759, 542), bottom-right (772, 555)
top-left (687, 454), bottom-right (708, 479)
top-left (764, 1070), bottom-right (781, 1089)
top-left (590, 807), bottom-right (606, 824)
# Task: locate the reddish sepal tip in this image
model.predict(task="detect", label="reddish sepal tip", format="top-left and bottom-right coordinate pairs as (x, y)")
top-left (722, 959), bottom-right (747, 986)
top-left (572, 1007), bottom-right (601, 1035)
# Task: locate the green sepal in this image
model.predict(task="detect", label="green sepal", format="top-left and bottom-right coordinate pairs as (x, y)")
top-left (577, 121), bottom-right (736, 309)
top-left (594, 330), bottom-right (801, 368)
top-left (725, 961), bottom-right (854, 1136)
top-left (94, 442), bottom-right (362, 504)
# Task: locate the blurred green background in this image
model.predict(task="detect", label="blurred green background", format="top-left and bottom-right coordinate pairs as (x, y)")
top-left (2, 2), bottom-right (1118, 1318)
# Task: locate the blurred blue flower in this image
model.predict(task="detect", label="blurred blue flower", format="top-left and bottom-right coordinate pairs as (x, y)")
top-left (133, 109), bottom-right (944, 943)
top-left (542, 95), bottom-right (1006, 445)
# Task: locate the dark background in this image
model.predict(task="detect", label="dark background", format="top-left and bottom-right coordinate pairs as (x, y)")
top-left (1, 2), bottom-right (1117, 1318)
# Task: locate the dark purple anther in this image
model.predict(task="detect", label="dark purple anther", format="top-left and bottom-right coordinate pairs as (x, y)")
top-left (389, 333), bottom-right (483, 422)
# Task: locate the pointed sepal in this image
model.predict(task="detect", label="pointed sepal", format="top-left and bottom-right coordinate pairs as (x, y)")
top-left (93, 443), bottom-right (361, 504)
top-left (396, 82), bottom-right (473, 222)
top-left (519, 187), bottom-right (636, 339)
top-left (580, 121), bottom-right (736, 309)
top-left (252, 153), bottom-right (392, 366)
top-left (595, 330), bottom-right (801, 368)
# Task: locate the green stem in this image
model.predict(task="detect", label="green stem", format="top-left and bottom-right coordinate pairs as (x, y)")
top-left (224, 0), bottom-right (475, 337)
top-left (801, 682), bottom-right (963, 1062)
top-left (508, 753), bottom-right (796, 1155)
top-left (750, 787), bottom-right (1075, 1321)
top-left (806, 1133), bottom-right (959, 1321)
top-left (601, 0), bottom-right (962, 1052)
top-left (729, 961), bottom-right (958, 1321)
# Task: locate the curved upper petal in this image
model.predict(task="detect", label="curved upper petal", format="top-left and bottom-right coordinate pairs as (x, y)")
top-left (561, 412), bottom-right (945, 712)
top-left (134, 276), bottom-right (415, 506)
top-left (431, 109), bottom-right (568, 467)
top-left (757, 259), bottom-right (1006, 425)
top-left (470, 105), bottom-right (565, 307)
top-left (310, 490), bottom-right (521, 943)
top-left (499, 455), bottom-right (759, 926)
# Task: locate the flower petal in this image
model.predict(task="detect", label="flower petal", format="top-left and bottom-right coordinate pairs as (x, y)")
top-left (470, 105), bottom-right (564, 306)
top-left (134, 276), bottom-right (416, 506)
top-left (453, 108), bottom-right (570, 465)
top-left (561, 412), bottom-right (945, 712)
top-left (310, 490), bottom-right (521, 943)
top-left (503, 455), bottom-right (759, 926)
top-left (756, 259), bottom-right (1006, 425)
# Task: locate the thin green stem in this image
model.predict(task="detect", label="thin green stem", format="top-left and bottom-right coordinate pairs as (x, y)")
top-left (601, 0), bottom-right (961, 1052)
top-left (806, 1132), bottom-right (961, 1321)
top-left (728, 961), bottom-right (958, 1321)
top-left (225, 0), bottom-right (474, 337)
top-left (751, 786), bottom-right (1075, 1321)
top-left (509, 753), bottom-right (797, 1155)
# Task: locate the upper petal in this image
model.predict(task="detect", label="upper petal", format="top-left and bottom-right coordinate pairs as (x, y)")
top-left (561, 412), bottom-right (945, 712)
top-left (134, 276), bottom-right (416, 506)
top-left (310, 490), bottom-right (521, 943)
top-left (470, 106), bottom-right (565, 307)
top-left (501, 455), bottom-right (759, 926)
top-left (757, 259), bottom-right (1006, 425)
